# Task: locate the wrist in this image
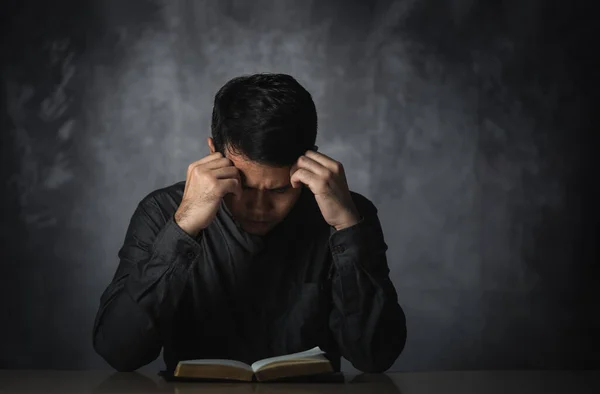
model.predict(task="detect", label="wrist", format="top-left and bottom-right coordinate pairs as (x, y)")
top-left (174, 211), bottom-right (201, 237)
top-left (333, 214), bottom-right (361, 231)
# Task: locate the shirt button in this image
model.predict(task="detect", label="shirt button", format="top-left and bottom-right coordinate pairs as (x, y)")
top-left (333, 245), bottom-right (345, 254)
top-left (186, 251), bottom-right (196, 260)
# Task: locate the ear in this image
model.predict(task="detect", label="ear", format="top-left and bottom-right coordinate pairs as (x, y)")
top-left (207, 137), bottom-right (216, 154)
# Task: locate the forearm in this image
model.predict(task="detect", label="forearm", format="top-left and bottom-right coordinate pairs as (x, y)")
top-left (93, 279), bottom-right (163, 372)
top-left (93, 204), bottom-right (202, 371)
top-left (328, 214), bottom-right (407, 372)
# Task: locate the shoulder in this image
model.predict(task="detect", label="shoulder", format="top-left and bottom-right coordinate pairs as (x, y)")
top-left (136, 180), bottom-right (186, 212)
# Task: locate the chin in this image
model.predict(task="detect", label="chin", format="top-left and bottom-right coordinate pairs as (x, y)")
top-left (248, 229), bottom-right (269, 236)
top-left (243, 226), bottom-right (271, 236)
top-left (241, 220), bottom-right (277, 236)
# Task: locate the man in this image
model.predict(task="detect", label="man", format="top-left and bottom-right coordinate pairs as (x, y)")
top-left (92, 73), bottom-right (407, 373)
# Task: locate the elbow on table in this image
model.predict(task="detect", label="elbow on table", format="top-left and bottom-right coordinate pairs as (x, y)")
top-left (106, 359), bottom-right (142, 373)
top-left (353, 322), bottom-right (407, 373)
top-left (354, 346), bottom-right (404, 373)
top-left (93, 331), bottom-right (158, 372)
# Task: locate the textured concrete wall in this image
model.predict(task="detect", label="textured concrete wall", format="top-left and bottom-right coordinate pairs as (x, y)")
top-left (0, 0), bottom-right (597, 371)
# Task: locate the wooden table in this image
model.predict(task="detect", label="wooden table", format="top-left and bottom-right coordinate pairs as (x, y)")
top-left (0, 370), bottom-right (598, 393)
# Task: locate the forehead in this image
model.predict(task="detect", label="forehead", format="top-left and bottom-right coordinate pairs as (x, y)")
top-left (227, 151), bottom-right (292, 186)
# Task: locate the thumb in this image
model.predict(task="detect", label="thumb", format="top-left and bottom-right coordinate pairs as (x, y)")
top-left (234, 189), bottom-right (243, 202)
top-left (290, 170), bottom-right (302, 189)
top-left (232, 169), bottom-right (243, 200)
top-left (290, 162), bottom-right (302, 189)
top-left (233, 179), bottom-right (243, 201)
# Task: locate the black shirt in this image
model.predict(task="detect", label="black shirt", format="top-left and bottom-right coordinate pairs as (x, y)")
top-left (92, 180), bottom-right (407, 373)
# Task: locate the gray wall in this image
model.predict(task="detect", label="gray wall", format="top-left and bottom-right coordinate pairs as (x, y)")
top-left (1, 0), bottom-right (597, 371)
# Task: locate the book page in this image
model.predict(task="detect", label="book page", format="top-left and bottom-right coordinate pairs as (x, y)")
top-left (179, 359), bottom-right (252, 371)
top-left (251, 347), bottom-right (326, 372)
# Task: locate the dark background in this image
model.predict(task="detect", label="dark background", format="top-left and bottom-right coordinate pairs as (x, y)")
top-left (0, 0), bottom-right (597, 372)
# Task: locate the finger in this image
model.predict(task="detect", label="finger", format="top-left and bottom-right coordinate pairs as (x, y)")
top-left (290, 168), bottom-right (321, 192)
top-left (195, 152), bottom-right (224, 166)
top-left (212, 166), bottom-right (240, 180)
top-left (218, 178), bottom-right (242, 199)
top-left (303, 150), bottom-right (342, 173)
top-left (296, 155), bottom-right (330, 178)
top-left (203, 157), bottom-right (234, 170)
top-left (187, 153), bottom-right (224, 176)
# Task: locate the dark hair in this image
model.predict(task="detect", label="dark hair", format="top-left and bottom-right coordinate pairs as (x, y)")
top-left (211, 73), bottom-right (317, 167)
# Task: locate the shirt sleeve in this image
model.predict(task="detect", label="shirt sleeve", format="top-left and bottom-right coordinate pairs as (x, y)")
top-left (327, 194), bottom-right (407, 372)
top-left (92, 196), bottom-right (203, 371)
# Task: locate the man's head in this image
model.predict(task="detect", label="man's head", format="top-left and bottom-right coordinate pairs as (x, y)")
top-left (209, 73), bottom-right (317, 235)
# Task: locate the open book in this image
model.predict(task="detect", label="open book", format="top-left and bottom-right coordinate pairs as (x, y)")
top-left (172, 347), bottom-right (334, 382)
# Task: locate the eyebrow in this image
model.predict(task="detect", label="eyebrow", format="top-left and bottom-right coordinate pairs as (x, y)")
top-left (239, 173), bottom-right (291, 191)
top-left (243, 183), bottom-right (292, 191)
top-left (268, 184), bottom-right (291, 191)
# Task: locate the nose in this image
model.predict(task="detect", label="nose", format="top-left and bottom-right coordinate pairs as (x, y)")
top-left (245, 190), bottom-right (273, 214)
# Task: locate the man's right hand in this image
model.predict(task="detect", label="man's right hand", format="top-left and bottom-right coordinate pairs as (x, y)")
top-left (174, 152), bottom-right (242, 237)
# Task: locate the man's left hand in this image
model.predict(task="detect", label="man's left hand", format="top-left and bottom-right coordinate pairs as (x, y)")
top-left (290, 150), bottom-right (360, 231)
